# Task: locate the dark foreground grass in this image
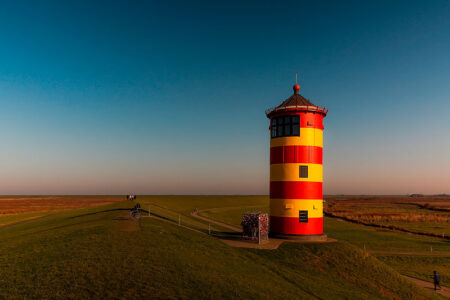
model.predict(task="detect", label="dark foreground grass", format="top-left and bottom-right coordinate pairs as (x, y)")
top-left (0, 201), bottom-right (441, 299)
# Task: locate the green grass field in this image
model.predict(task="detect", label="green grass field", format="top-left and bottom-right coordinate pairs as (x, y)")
top-left (0, 211), bottom-right (49, 226)
top-left (0, 196), bottom-right (446, 299)
top-left (380, 221), bottom-right (449, 235)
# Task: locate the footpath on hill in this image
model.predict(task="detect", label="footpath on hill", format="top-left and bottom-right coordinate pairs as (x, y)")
top-left (191, 208), bottom-right (336, 249)
top-left (403, 275), bottom-right (450, 298)
top-left (191, 210), bottom-right (241, 232)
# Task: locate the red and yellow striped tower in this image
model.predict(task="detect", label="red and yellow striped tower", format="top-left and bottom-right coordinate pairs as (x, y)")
top-left (266, 83), bottom-right (328, 239)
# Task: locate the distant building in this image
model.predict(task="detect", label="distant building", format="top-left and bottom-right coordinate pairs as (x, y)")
top-left (266, 82), bottom-right (327, 239)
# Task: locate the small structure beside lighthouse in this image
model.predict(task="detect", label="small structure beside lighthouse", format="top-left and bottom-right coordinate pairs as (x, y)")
top-left (266, 82), bottom-right (328, 239)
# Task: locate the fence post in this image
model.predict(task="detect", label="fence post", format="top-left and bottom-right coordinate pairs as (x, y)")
top-left (208, 223), bottom-right (211, 235)
top-left (148, 205), bottom-right (151, 216)
top-left (178, 215), bottom-right (181, 226)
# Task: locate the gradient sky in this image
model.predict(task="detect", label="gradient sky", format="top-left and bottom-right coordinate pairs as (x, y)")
top-left (0, 0), bottom-right (449, 195)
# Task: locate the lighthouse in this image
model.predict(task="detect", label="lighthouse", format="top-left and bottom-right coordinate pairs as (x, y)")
top-left (266, 82), bottom-right (327, 239)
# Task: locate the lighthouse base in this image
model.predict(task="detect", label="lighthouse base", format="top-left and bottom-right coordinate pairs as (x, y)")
top-left (269, 233), bottom-right (327, 241)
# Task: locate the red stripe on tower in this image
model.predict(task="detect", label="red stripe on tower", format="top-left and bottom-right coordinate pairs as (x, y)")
top-left (270, 216), bottom-right (323, 235)
top-left (270, 146), bottom-right (323, 164)
top-left (270, 181), bottom-right (323, 199)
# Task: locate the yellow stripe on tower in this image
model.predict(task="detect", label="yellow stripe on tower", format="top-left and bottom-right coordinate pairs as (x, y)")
top-left (270, 163), bottom-right (323, 182)
top-left (270, 199), bottom-right (323, 218)
top-left (270, 128), bottom-right (323, 147)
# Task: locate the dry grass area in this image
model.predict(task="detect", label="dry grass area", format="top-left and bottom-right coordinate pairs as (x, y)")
top-left (324, 196), bottom-right (450, 236)
top-left (0, 196), bottom-right (123, 216)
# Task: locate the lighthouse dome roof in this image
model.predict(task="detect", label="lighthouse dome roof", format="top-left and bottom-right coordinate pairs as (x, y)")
top-left (278, 93), bottom-right (314, 107)
top-left (265, 84), bottom-right (327, 118)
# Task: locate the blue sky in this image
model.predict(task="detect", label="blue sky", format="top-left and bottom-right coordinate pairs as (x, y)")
top-left (0, 0), bottom-right (449, 194)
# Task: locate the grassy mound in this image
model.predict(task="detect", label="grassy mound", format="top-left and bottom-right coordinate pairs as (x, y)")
top-left (0, 201), bottom-right (441, 299)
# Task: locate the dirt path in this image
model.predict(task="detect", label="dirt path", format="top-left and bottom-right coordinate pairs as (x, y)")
top-left (190, 208), bottom-right (337, 249)
top-left (190, 210), bottom-right (241, 232)
top-left (403, 275), bottom-right (450, 298)
top-left (196, 205), bottom-right (263, 213)
top-left (141, 215), bottom-right (206, 235)
top-left (145, 202), bottom-right (253, 232)
top-left (190, 210), bottom-right (288, 249)
top-left (143, 205), bottom-right (292, 249)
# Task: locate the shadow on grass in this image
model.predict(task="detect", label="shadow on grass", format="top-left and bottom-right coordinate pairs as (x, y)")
top-left (211, 231), bottom-right (243, 240)
top-left (68, 208), bottom-right (131, 219)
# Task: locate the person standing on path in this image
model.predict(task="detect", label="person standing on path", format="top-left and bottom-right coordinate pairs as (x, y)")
top-left (434, 271), bottom-right (441, 291)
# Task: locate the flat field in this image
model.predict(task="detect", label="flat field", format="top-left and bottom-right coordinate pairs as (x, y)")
top-left (0, 195), bottom-right (447, 299)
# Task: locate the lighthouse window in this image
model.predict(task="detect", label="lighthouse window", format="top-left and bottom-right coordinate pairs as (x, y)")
top-left (271, 115), bottom-right (300, 138)
top-left (299, 210), bottom-right (308, 223)
top-left (277, 123), bottom-right (284, 136)
top-left (284, 123), bottom-right (291, 135)
top-left (271, 118), bottom-right (277, 137)
top-left (299, 165), bottom-right (308, 178)
top-left (271, 126), bottom-right (276, 137)
top-left (292, 116), bottom-right (300, 135)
